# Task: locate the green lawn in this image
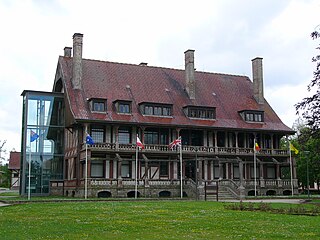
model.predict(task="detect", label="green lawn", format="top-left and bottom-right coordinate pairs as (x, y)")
top-left (0, 201), bottom-right (319, 240)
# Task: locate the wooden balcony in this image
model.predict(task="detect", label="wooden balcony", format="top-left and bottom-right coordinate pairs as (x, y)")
top-left (83, 142), bottom-right (289, 157)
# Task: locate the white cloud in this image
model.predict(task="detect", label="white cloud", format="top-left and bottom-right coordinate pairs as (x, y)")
top-left (0, 0), bottom-right (319, 156)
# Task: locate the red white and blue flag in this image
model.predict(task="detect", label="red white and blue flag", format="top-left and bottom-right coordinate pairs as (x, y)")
top-left (136, 136), bottom-right (144, 149)
top-left (169, 137), bottom-right (181, 149)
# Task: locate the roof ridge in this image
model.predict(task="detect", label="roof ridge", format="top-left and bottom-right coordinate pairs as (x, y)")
top-left (64, 56), bottom-right (250, 79)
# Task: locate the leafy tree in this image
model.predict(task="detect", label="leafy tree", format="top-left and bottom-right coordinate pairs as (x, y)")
top-left (0, 164), bottom-right (10, 188)
top-left (0, 140), bottom-right (10, 188)
top-left (296, 29), bottom-right (320, 136)
top-left (295, 125), bottom-right (320, 193)
top-left (0, 140), bottom-right (6, 164)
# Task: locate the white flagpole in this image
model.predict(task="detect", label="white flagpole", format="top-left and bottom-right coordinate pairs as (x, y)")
top-left (254, 138), bottom-right (257, 197)
top-left (289, 142), bottom-right (294, 196)
top-left (85, 142), bottom-right (88, 199)
top-left (180, 140), bottom-right (183, 199)
top-left (135, 146), bottom-right (138, 199)
top-left (28, 145), bottom-right (31, 200)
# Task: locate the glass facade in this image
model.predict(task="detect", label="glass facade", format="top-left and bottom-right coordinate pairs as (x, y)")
top-left (21, 91), bottom-right (64, 196)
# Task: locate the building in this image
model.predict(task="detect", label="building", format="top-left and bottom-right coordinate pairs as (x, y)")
top-left (8, 151), bottom-right (21, 190)
top-left (21, 33), bottom-right (296, 199)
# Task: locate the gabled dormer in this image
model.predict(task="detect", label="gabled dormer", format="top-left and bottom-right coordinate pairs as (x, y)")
top-left (239, 110), bottom-right (264, 123)
top-left (113, 100), bottom-right (132, 114)
top-left (183, 105), bottom-right (216, 120)
top-left (88, 98), bottom-right (107, 113)
top-left (139, 102), bottom-right (172, 117)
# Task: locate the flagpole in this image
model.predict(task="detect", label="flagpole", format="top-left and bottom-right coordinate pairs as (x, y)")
top-left (135, 146), bottom-right (138, 199)
top-left (180, 140), bottom-right (183, 199)
top-left (28, 145), bottom-right (31, 200)
top-left (85, 142), bottom-right (88, 199)
top-left (289, 142), bottom-right (294, 196)
top-left (254, 138), bottom-right (257, 197)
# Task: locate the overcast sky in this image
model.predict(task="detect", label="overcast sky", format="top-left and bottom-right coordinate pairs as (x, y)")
top-left (0, 0), bottom-right (319, 161)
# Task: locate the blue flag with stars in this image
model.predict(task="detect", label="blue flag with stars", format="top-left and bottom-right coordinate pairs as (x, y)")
top-left (86, 134), bottom-right (94, 145)
top-left (30, 130), bottom-right (39, 142)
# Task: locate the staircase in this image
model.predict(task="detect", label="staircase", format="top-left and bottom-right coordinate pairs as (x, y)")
top-left (218, 187), bottom-right (238, 200)
top-left (203, 180), bottom-right (240, 201)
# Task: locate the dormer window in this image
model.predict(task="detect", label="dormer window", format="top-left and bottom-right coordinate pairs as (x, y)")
top-left (184, 106), bottom-right (216, 120)
top-left (114, 100), bottom-right (132, 114)
top-left (139, 103), bottom-right (172, 117)
top-left (239, 110), bottom-right (264, 122)
top-left (89, 99), bottom-right (107, 112)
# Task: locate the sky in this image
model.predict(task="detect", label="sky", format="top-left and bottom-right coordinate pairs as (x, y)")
top-left (0, 0), bottom-right (319, 162)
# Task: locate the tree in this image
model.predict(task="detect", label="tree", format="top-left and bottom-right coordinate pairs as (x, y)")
top-left (0, 164), bottom-right (10, 188)
top-left (0, 140), bottom-right (6, 165)
top-left (295, 125), bottom-right (320, 193)
top-left (0, 140), bottom-right (11, 188)
top-left (295, 28), bottom-right (320, 137)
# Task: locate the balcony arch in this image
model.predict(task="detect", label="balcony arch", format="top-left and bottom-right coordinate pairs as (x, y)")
top-left (98, 191), bottom-right (112, 198)
top-left (127, 191), bottom-right (140, 198)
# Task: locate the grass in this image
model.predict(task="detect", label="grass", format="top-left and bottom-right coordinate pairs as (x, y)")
top-left (0, 201), bottom-right (320, 240)
top-left (0, 191), bottom-right (19, 197)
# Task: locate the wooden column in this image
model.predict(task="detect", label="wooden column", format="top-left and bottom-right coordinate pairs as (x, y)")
top-left (204, 160), bottom-right (208, 180)
top-left (239, 159), bottom-right (244, 187)
top-left (219, 161), bottom-right (223, 180)
top-left (142, 154), bottom-right (149, 187)
top-left (116, 154), bottom-right (122, 187)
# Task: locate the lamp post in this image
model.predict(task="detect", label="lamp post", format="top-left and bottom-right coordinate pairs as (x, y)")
top-left (304, 151), bottom-right (310, 199)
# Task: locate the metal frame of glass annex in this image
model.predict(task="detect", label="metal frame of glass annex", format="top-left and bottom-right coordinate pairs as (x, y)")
top-left (20, 90), bottom-right (64, 196)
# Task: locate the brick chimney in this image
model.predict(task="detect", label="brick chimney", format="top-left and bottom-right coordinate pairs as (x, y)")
top-left (252, 57), bottom-right (264, 105)
top-left (64, 47), bottom-right (72, 57)
top-left (185, 49), bottom-right (195, 99)
top-left (72, 33), bottom-right (83, 90)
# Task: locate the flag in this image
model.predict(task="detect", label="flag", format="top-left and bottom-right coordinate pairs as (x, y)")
top-left (169, 137), bottom-right (182, 149)
top-left (86, 134), bottom-right (94, 145)
top-left (30, 130), bottom-right (39, 142)
top-left (136, 136), bottom-right (144, 149)
top-left (255, 142), bottom-right (260, 151)
top-left (290, 143), bottom-right (299, 154)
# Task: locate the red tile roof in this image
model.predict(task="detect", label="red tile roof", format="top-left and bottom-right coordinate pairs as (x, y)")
top-left (58, 56), bottom-right (293, 133)
top-left (8, 151), bottom-right (20, 170)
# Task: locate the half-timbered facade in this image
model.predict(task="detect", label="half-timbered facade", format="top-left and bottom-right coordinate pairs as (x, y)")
top-left (48, 33), bottom-right (296, 199)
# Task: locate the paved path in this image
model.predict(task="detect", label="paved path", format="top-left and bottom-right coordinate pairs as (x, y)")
top-left (0, 202), bottom-right (10, 207)
top-left (222, 199), bottom-right (305, 204)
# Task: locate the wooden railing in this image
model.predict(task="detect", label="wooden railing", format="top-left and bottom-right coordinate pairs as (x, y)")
top-left (88, 178), bottom-right (183, 187)
top-left (82, 143), bottom-right (289, 156)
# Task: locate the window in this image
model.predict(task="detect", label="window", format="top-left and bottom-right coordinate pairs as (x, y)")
top-left (144, 129), bottom-right (159, 144)
top-left (91, 126), bottom-right (105, 143)
top-left (91, 99), bottom-right (106, 112)
top-left (160, 162), bottom-right (168, 176)
top-left (267, 166), bottom-right (276, 179)
top-left (233, 165), bottom-right (239, 179)
top-left (140, 103), bottom-right (172, 117)
top-left (91, 161), bottom-right (104, 178)
top-left (119, 103), bottom-right (130, 113)
top-left (250, 166), bottom-right (260, 179)
top-left (240, 110), bottom-right (264, 122)
top-left (185, 106), bottom-right (216, 119)
top-left (118, 127), bottom-right (131, 144)
top-left (162, 107), bottom-right (171, 116)
top-left (214, 165), bottom-right (219, 179)
top-left (144, 128), bottom-right (169, 145)
top-left (145, 106), bottom-right (153, 115)
top-left (121, 161), bottom-right (131, 178)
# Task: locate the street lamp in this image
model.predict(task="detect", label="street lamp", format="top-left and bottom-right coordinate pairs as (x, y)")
top-left (304, 151), bottom-right (310, 199)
